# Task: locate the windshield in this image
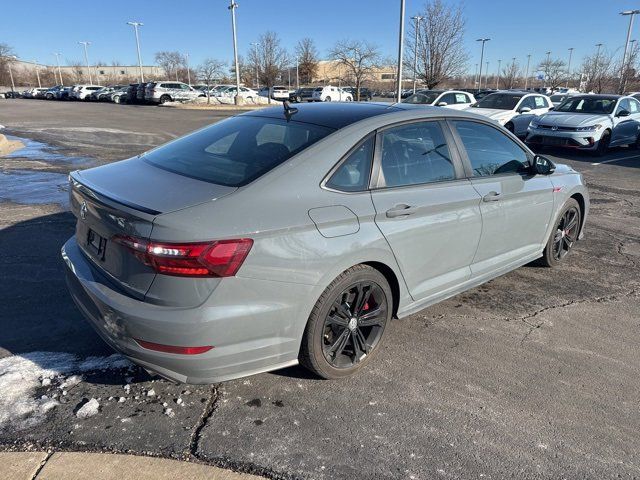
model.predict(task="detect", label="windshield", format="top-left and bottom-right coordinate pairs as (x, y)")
top-left (555, 97), bottom-right (616, 114)
top-left (550, 95), bottom-right (566, 102)
top-left (144, 116), bottom-right (334, 187)
top-left (402, 91), bottom-right (441, 105)
top-left (473, 93), bottom-right (523, 110)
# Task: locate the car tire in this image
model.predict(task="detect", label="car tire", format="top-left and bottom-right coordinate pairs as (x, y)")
top-left (595, 130), bottom-right (611, 156)
top-left (159, 94), bottom-right (171, 105)
top-left (299, 264), bottom-right (393, 379)
top-left (324, 96), bottom-right (331, 102)
top-left (538, 198), bottom-right (581, 268)
top-left (295, 95), bottom-right (302, 103)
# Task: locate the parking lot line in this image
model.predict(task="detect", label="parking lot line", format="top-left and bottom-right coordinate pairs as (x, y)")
top-left (591, 154), bottom-right (640, 166)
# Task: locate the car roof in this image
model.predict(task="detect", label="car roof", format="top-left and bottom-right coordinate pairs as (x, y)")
top-left (243, 101), bottom-right (479, 129)
top-left (568, 94), bottom-right (621, 100)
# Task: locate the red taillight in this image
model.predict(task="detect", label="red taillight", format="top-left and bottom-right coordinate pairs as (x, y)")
top-left (134, 338), bottom-right (213, 355)
top-left (113, 235), bottom-right (253, 278)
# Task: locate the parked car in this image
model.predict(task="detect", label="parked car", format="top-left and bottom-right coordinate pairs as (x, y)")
top-left (311, 86), bottom-right (353, 102)
top-left (91, 86), bottom-right (125, 101)
top-left (71, 85), bottom-right (104, 100)
top-left (526, 94), bottom-right (640, 155)
top-left (403, 89), bottom-right (476, 110)
top-left (220, 86), bottom-right (259, 100)
top-left (289, 87), bottom-right (315, 103)
top-left (63, 102), bottom-right (589, 383)
top-left (466, 91), bottom-right (552, 137)
top-left (110, 87), bottom-right (129, 104)
top-left (3, 91), bottom-right (21, 98)
top-left (146, 81), bottom-right (201, 104)
top-left (28, 87), bottom-right (49, 99)
top-left (271, 85), bottom-right (292, 101)
top-left (126, 83), bottom-right (140, 104)
top-left (44, 85), bottom-right (64, 100)
top-left (56, 86), bottom-right (74, 100)
top-left (343, 87), bottom-right (373, 101)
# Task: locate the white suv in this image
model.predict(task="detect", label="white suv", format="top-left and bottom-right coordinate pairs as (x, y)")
top-left (71, 85), bottom-right (104, 100)
top-left (312, 86), bottom-right (353, 102)
top-left (146, 82), bottom-right (200, 104)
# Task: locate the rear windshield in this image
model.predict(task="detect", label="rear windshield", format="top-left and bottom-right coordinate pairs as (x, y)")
top-left (143, 116), bottom-right (334, 187)
top-left (472, 93), bottom-right (523, 110)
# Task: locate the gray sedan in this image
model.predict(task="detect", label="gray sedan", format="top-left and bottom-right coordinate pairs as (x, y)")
top-left (62, 102), bottom-right (589, 383)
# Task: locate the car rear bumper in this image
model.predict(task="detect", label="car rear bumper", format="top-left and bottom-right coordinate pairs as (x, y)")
top-left (62, 237), bottom-right (312, 383)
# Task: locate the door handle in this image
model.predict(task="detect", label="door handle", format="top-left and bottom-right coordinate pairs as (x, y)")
top-left (482, 191), bottom-right (501, 202)
top-left (386, 204), bottom-right (417, 218)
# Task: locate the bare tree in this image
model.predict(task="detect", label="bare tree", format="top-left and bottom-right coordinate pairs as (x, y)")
top-left (329, 39), bottom-right (380, 100)
top-left (295, 38), bottom-right (318, 85)
top-left (616, 41), bottom-right (640, 93)
top-left (248, 32), bottom-right (289, 89)
top-left (198, 58), bottom-right (226, 103)
top-left (155, 51), bottom-right (185, 81)
top-left (581, 48), bottom-right (614, 93)
top-left (0, 43), bottom-right (16, 86)
top-left (537, 57), bottom-right (567, 92)
top-left (501, 61), bottom-right (520, 89)
top-left (405, 0), bottom-right (468, 89)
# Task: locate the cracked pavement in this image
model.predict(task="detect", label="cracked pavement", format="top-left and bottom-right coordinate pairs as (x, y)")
top-left (1, 100), bottom-right (639, 479)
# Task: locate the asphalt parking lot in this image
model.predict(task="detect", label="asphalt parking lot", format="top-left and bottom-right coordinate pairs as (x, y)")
top-left (1, 99), bottom-right (639, 480)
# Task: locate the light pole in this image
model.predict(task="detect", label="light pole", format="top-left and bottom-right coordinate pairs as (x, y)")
top-left (476, 38), bottom-right (490, 91)
top-left (411, 15), bottom-right (423, 93)
top-left (53, 52), bottom-right (63, 85)
top-left (566, 47), bottom-right (574, 88)
top-left (228, 0), bottom-right (241, 104)
top-left (295, 54), bottom-right (299, 89)
top-left (543, 51), bottom-right (551, 88)
top-left (524, 54), bottom-right (531, 89)
top-left (620, 10), bottom-right (640, 93)
top-left (511, 57), bottom-right (516, 87)
top-left (250, 42), bottom-right (260, 89)
top-left (395, 0), bottom-right (406, 103)
top-left (485, 61), bottom-right (489, 87)
top-left (474, 63), bottom-right (478, 87)
top-left (33, 59), bottom-right (41, 88)
top-left (496, 59), bottom-right (501, 89)
top-left (78, 41), bottom-right (92, 84)
top-left (126, 21), bottom-right (144, 83)
top-left (185, 53), bottom-right (191, 86)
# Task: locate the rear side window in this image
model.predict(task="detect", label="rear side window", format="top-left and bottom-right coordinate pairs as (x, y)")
top-left (380, 121), bottom-right (455, 188)
top-left (452, 121), bottom-right (528, 177)
top-left (143, 116), bottom-right (334, 187)
top-left (326, 136), bottom-right (374, 192)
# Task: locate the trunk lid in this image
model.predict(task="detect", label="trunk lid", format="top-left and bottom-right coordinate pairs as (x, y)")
top-left (69, 158), bottom-right (236, 299)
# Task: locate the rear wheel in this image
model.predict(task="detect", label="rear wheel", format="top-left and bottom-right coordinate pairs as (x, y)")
top-left (300, 265), bottom-right (392, 379)
top-left (596, 130), bottom-right (611, 156)
top-left (324, 96), bottom-right (331, 102)
top-left (538, 198), bottom-right (581, 267)
top-left (159, 94), bottom-right (171, 105)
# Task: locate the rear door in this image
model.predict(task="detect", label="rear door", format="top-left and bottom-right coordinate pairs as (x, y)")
top-left (370, 120), bottom-right (482, 302)
top-left (449, 119), bottom-right (554, 276)
top-left (612, 98), bottom-right (640, 145)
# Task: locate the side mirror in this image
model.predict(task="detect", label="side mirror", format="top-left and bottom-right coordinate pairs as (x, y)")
top-left (518, 106), bottom-right (532, 113)
top-left (617, 109), bottom-right (631, 117)
top-left (437, 101), bottom-right (448, 107)
top-left (532, 155), bottom-right (555, 175)
top-left (548, 106), bottom-right (555, 111)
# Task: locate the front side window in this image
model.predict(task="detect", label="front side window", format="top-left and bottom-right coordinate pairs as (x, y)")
top-left (144, 116), bottom-right (334, 187)
top-left (616, 98), bottom-right (631, 114)
top-left (452, 121), bottom-right (529, 177)
top-left (380, 121), bottom-right (455, 188)
top-left (326, 136), bottom-right (374, 192)
top-left (629, 98), bottom-right (640, 113)
top-left (439, 93), bottom-right (458, 105)
top-left (533, 96), bottom-right (548, 108)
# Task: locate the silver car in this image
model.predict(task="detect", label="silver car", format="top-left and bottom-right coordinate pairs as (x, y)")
top-left (526, 94), bottom-right (640, 155)
top-left (146, 81), bottom-right (200, 104)
top-left (63, 103), bottom-right (589, 383)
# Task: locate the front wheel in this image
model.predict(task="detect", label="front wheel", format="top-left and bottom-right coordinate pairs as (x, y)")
top-left (324, 96), bottom-right (331, 102)
top-left (596, 130), bottom-right (611, 156)
top-left (538, 198), bottom-right (581, 267)
top-left (300, 265), bottom-right (392, 379)
top-left (159, 94), bottom-right (171, 104)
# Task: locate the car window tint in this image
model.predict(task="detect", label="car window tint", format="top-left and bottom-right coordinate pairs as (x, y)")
top-left (520, 96), bottom-right (537, 110)
top-left (453, 121), bottom-right (528, 177)
top-left (440, 93), bottom-right (457, 105)
top-left (326, 136), bottom-right (374, 192)
top-left (617, 98), bottom-right (631, 113)
top-left (144, 116), bottom-right (334, 187)
top-left (381, 122), bottom-right (455, 187)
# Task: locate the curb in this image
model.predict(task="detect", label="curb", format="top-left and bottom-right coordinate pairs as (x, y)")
top-left (0, 451), bottom-right (265, 480)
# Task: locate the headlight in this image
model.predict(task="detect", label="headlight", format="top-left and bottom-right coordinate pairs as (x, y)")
top-left (576, 124), bottom-right (601, 132)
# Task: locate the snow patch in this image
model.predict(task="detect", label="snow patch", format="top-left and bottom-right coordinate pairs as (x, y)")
top-left (0, 351), bottom-right (132, 431)
top-left (76, 398), bottom-right (100, 418)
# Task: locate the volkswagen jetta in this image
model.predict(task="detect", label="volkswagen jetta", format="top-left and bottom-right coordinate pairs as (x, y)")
top-left (63, 102), bottom-right (589, 383)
